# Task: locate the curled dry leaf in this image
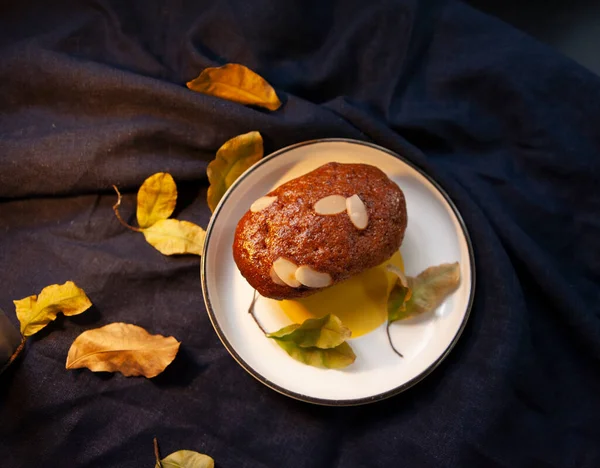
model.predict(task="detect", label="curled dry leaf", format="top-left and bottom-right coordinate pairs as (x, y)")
top-left (386, 262), bottom-right (460, 358)
top-left (136, 172), bottom-right (177, 229)
top-left (186, 63), bottom-right (281, 111)
top-left (14, 281), bottom-right (92, 337)
top-left (66, 322), bottom-right (180, 378)
top-left (387, 262), bottom-right (461, 323)
top-left (157, 450), bottom-right (215, 468)
top-left (207, 131), bottom-right (263, 212)
top-left (142, 219), bottom-right (206, 256)
top-left (406, 262), bottom-right (461, 316)
top-left (267, 314), bottom-right (351, 349)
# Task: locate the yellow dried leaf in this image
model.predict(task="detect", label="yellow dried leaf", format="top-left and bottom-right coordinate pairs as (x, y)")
top-left (136, 172), bottom-right (177, 229)
top-left (66, 322), bottom-right (180, 378)
top-left (14, 281), bottom-right (92, 337)
top-left (207, 131), bottom-right (263, 211)
top-left (142, 219), bottom-right (206, 255)
top-left (157, 450), bottom-right (215, 468)
top-left (186, 63), bottom-right (281, 111)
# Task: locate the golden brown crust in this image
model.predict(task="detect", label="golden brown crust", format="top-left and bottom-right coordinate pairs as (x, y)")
top-left (233, 162), bottom-right (407, 300)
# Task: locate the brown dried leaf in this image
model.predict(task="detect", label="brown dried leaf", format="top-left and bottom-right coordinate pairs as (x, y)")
top-left (407, 262), bottom-right (461, 315)
top-left (388, 262), bottom-right (461, 322)
top-left (186, 63), bottom-right (281, 111)
top-left (66, 322), bottom-right (180, 378)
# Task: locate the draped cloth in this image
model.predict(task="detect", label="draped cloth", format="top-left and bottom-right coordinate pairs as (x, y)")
top-left (0, 1), bottom-right (598, 466)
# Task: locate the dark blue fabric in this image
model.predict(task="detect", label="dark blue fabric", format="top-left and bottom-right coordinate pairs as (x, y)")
top-left (1, 1), bottom-right (599, 467)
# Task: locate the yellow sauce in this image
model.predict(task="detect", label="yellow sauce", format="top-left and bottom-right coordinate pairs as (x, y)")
top-left (280, 251), bottom-right (404, 337)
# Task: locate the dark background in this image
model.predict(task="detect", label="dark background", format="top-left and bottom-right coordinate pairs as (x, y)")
top-left (1, 0), bottom-right (599, 467)
top-left (468, 0), bottom-right (600, 75)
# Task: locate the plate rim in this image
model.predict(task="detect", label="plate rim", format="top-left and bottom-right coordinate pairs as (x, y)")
top-left (201, 138), bottom-right (476, 406)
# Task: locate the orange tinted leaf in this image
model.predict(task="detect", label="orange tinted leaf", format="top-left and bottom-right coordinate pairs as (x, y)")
top-left (187, 63), bottom-right (281, 111)
top-left (66, 322), bottom-right (180, 378)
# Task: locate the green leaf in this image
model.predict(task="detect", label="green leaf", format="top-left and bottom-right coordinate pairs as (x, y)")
top-left (136, 172), bottom-right (177, 229)
top-left (14, 281), bottom-right (92, 337)
top-left (267, 314), bottom-right (355, 368)
top-left (274, 340), bottom-right (356, 369)
top-left (267, 314), bottom-right (351, 349)
top-left (207, 131), bottom-right (263, 212)
top-left (387, 262), bottom-right (461, 323)
top-left (142, 219), bottom-right (206, 256)
top-left (157, 450), bottom-right (215, 468)
top-left (387, 283), bottom-right (412, 322)
top-left (186, 63), bottom-right (281, 111)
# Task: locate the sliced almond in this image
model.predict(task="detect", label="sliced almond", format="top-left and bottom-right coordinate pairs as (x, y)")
top-left (346, 194), bottom-right (368, 230)
top-left (314, 195), bottom-right (346, 215)
top-left (250, 196), bottom-right (277, 212)
top-left (269, 266), bottom-right (287, 286)
top-left (295, 265), bottom-right (333, 288)
top-left (272, 258), bottom-right (301, 288)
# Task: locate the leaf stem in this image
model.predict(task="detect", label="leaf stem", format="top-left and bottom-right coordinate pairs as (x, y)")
top-left (112, 185), bottom-right (142, 232)
top-left (153, 437), bottom-right (162, 467)
top-left (386, 322), bottom-right (403, 358)
top-left (0, 336), bottom-right (27, 376)
top-left (248, 290), bottom-right (267, 334)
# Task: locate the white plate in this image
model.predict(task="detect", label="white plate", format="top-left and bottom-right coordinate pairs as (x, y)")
top-left (201, 139), bottom-right (475, 405)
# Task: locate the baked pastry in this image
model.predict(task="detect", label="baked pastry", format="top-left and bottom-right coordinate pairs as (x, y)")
top-left (233, 162), bottom-right (407, 300)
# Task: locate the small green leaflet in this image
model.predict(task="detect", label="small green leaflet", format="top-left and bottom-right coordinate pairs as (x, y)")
top-left (387, 282), bottom-right (412, 322)
top-left (267, 314), bottom-right (355, 369)
top-left (267, 314), bottom-right (350, 349)
top-left (156, 450), bottom-right (215, 468)
top-left (275, 340), bottom-right (356, 369)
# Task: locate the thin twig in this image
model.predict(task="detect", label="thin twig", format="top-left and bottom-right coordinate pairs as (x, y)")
top-left (153, 437), bottom-right (162, 466)
top-left (0, 336), bottom-right (27, 376)
top-left (112, 185), bottom-right (142, 232)
top-left (386, 322), bottom-right (403, 358)
top-left (248, 290), bottom-right (267, 334)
